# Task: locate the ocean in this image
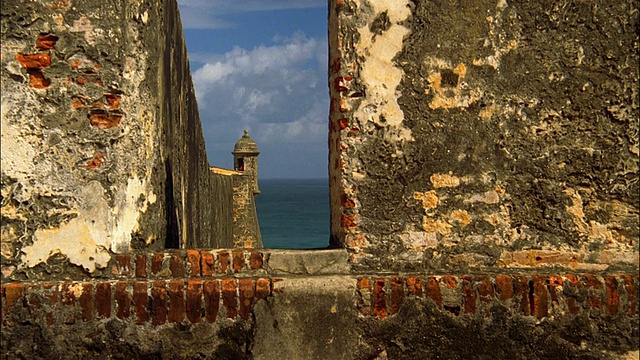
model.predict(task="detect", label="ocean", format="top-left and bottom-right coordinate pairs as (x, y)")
top-left (255, 178), bottom-right (330, 249)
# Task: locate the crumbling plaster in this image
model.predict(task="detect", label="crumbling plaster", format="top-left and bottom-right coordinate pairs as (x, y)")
top-left (0, 0), bottom-right (190, 274)
top-left (329, 0), bottom-right (639, 272)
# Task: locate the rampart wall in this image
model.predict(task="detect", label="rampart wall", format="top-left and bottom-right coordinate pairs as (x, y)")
top-left (1, 0), bottom-right (638, 359)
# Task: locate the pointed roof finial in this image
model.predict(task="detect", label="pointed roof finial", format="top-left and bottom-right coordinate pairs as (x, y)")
top-left (233, 129), bottom-right (259, 155)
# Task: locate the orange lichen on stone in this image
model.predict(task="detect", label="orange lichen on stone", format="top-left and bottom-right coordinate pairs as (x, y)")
top-left (450, 210), bottom-right (471, 226)
top-left (430, 173), bottom-right (460, 188)
top-left (414, 190), bottom-right (439, 209)
top-left (422, 217), bottom-right (452, 235)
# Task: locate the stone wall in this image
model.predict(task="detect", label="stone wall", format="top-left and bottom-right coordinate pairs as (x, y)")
top-left (0, 0), bottom-right (232, 278)
top-left (1, 249), bottom-right (638, 359)
top-left (328, 0), bottom-right (639, 273)
top-left (1, 0), bottom-right (638, 358)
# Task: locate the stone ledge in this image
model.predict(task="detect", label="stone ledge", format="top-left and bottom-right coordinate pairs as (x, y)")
top-left (264, 249), bottom-right (350, 275)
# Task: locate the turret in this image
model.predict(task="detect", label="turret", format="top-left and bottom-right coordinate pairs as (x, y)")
top-left (232, 129), bottom-right (260, 195)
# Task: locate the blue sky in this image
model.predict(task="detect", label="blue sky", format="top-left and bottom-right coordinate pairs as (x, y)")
top-left (177, 0), bottom-right (328, 179)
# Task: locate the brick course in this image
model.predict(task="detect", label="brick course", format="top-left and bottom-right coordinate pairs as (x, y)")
top-left (356, 274), bottom-right (640, 320)
top-left (2, 272), bottom-right (637, 326)
top-left (1, 277), bottom-right (275, 326)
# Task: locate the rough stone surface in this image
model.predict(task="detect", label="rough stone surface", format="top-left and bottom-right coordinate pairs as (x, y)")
top-left (265, 249), bottom-right (350, 275)
top-left (0, 0), bottom-right (261, 281)
top-left (329, 0), bottom-right (639, 272)
top-left (252, 276), bottom-right (361, 359)
top-left (1, 0), bottom-right (638, 358)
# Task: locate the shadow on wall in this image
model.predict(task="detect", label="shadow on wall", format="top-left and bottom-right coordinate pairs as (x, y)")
top-left (165, 160), bottom-right (180, 249)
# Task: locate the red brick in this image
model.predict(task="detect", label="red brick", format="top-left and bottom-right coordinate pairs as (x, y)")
top-left (201, 251), bottom-right (215, 276)
top-left (564, 275), bottom-right (582, 315)
top-left (389, 277), bottom-right (404, 315)
top-left (357, 278), bottom-right (372, 316)
top-left (35, 34), bottom-right (59, 50)
top-left (495, 275), bottom-right (513, 302)
top-left (239, 279), bottom-right (255, 320)
top-left (186, 280), bottom-right (202, 324)
top-left (95, 282), bottom-right (111, 319)
top-left (373, 279), bottom-right (388, 319)
top-left (115, 254), bottom-right (131, 276)
top-left (338, 118), bottom-right (349, 130)
top-left (622, 275), bottom-right (637, 316)
top-left (406, 277), bottom-right (423, 297)
top-left (476, 276), bottom-right (494, 299)
top-left (79, 283), bottom-right (93, 322)
top-left (1, 286), bottom-right (4, 324)
top-left (43, 284), bottom-right (59, 325)
top-left (441, 276), bottom-right (457, 289)
top-left (85, 152), bottom-right (105, 169)
top-left (356, 277), bottom-right (370, 290)
top-left (218, 251), bottom-right (230, 274)
top-left (204, 280), bottom-right (220, 322)
top-left (222, 279), bottom-right (238, 319)
top-left (135, 254), bottom-right (148, 278)
top-left (462, 277), bottom-right (477, 315)
top-left (5, 284), bottom-right (23, 311)
top-left (16, 53), bottom-right (51, 68)
top-left (170, 253), bottom-right (186, 277)
top-left (583, 275), bottom-right (603, 310)
top-left (548, 275), bottom-right (564, 310)
top-left (168, 280), bottom-right (185, 323)
top-left (152, 281), bottom-right (167, 325)
top-left (255, 279), bottom-right (271, 301)
top-left (531, 275), bottom-right (549, 318)
top-left (232, 251), bottom-right (245, 273)
top-left (512, 275), bottom-right (530, 316)
top-left (250, 250), bottom-right (263, 270)
top-left (61, 283), bottom-right (76, 324)
top-left (604, 276), bottom-right (619, 316)
top-left (151, 253), bottom-right (164, 275)
top-left (334, 76), bottom-right (353, 92)
top-left (115, 282), bottom-right (131, 319)
top-left (104, 94), bottom-right (121, 109)
top-left (340, 213), bottom-right (357, 228)
top-left (425, 277), bottom-right (442, 308)
top-left (186, 250), bottom-right (201, 277)
top-left (27, 69), bottom-right (51, 88)
top-left (89, 112), bottom-right (122, 129)
top-left (133, 282), bottom-right (149, 324)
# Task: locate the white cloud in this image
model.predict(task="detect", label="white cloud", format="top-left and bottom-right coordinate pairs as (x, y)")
top-left (191, 32), bottom-right (329, 169)
top-left (177, 0), bottom-right (325, 29)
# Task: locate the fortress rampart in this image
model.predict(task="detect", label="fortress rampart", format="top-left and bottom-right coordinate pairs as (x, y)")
top-left (1, 0), bottom-right (638, 358)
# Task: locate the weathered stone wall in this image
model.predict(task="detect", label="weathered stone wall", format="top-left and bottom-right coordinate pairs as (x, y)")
top-left (1, 249), bottom-right (638, 359)
top-left (2, 0), bottom-right (638, 358)
top-left (329, 0), bottom-right (639, 272)
top-left (0, 0), bottom-right (230, 277)
top-left (211, 167), bottom-right (263, 249)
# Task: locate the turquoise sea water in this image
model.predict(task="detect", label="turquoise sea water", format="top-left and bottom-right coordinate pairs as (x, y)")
top-left (255, 178), bottom-right (330, 249)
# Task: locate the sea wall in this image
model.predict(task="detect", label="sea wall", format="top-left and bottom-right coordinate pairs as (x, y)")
top-left (328, 0), bottom-right (639, 273)
top-left (0, 0), bottom-right (229, 277)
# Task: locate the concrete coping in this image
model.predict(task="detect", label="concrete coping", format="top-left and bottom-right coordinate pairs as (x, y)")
top-left (263, 248), bottom-right (350, 276)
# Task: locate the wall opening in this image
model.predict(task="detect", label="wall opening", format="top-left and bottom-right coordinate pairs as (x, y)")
top-left (177, 1), bottom-right (330, 249)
